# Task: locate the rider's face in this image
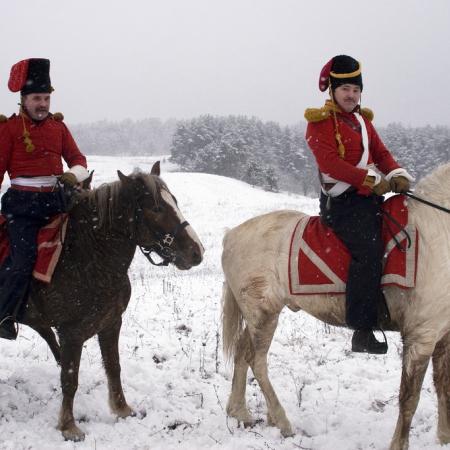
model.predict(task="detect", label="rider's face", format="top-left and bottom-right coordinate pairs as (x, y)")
top-left (333, 84), bottom-right (361, 113)
top-left (22, 93), bottom-right (51, 121)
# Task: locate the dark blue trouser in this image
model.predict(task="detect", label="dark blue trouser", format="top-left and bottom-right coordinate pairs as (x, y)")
top-left (0, 188), bottom-right (65, 320)
top-left (320, 190), bottom-right (383, 330)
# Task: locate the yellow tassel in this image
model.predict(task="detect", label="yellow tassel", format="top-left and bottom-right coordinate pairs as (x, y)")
top-left (20, 110), bottom-right (35, 153)
top-left (329, 89), bottom-right (346, 159)
top-left (337, 141), bottom-right (345, 158)
top-left (23, 130), bottom-right (35, 153)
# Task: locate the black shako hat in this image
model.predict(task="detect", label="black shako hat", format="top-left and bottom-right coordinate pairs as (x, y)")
top-left (319, 55), bottom-right (363, 92)
top-left (8, 58), bottom-right (53, 95)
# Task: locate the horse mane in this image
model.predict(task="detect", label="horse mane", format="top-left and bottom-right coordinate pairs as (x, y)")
top-left (413, 162), bottom-right (450, 208)
top-left (79, 169), bottom-right (161, 230)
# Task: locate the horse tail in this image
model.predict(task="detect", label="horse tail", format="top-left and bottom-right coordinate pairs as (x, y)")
top-left (222, 280), bottom-right (243, 363)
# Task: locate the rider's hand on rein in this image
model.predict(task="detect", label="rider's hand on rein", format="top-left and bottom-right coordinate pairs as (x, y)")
top-left (390, 176), bottom-right (410, 193)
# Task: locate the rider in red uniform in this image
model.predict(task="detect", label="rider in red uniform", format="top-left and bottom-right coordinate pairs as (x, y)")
top-left (305, 55), bottom-right (413, 354)
top-left (0, 58), bottom-right (88, 340)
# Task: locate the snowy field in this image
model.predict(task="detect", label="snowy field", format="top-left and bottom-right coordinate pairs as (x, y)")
top-left (0, 155), bottom-right (443, 450)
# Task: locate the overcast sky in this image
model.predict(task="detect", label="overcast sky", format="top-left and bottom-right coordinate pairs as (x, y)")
top-left (1, 0), bottom-right (449, 127)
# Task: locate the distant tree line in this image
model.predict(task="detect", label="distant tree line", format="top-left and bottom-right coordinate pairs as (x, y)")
top-left (69, 115), bottom-right (450, 196)
top-left (378, 123), bottom-right (450, 181)
top-left (70, 118), bottom-right (177, 156)
top-left (169, 115), bottom-right (317, 194)
top-left (170, 115), bottom-right (450, 195)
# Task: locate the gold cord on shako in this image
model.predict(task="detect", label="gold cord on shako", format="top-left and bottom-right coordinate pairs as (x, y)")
top-left (19, 104), bottom-right (35, 153)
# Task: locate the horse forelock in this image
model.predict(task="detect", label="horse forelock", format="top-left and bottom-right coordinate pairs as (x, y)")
top-left (129, 169), bottom-right (162, 202)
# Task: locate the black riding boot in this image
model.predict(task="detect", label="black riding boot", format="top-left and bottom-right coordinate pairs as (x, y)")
top-left (320, 192), bottom-right (387, 354)
top-left (351, 329), bottom-right (387, 354)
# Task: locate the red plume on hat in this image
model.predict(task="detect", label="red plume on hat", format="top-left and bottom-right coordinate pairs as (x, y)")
top-left (318, 58), bottom-right (334, 92)
top-left (8, 59), bottom-right (30, 92)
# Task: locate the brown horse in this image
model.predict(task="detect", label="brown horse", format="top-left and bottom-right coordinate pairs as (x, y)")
top-left (17, 161), bottom-right (203, 441)
top-left (222, 162), bottom-right (450, 450)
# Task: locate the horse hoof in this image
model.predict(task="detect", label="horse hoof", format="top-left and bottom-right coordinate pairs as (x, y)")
top-left (267, 415), bottom-right (294, 438)
top-left (226, 407), bottom-right (255, 428)
top-left (438, 431), bottom-right (450, 445)
top-left (115, 405), bottom-right (135, 419)
top-left (242, 417), bottom-right (263, 428)
top-left (62, 426), bottom-right (85, 442)
top-left (280, 423), bottom-right (294, 438)
top-left (281, 428), bottom-right (295, 438)
top-left (389, 439), bottom-right (409, 450)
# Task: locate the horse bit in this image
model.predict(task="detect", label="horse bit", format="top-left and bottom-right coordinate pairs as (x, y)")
top-left (139, 220), bottom-right (189, 266)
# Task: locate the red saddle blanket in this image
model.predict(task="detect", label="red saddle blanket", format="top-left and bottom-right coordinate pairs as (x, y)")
top-left (0, 213), bottom-right (69, 283)
top-left (288, 195), bottom-right (418, 295)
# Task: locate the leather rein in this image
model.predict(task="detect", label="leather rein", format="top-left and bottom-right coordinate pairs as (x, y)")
top-left (382, 191), bottom-right (450, 253)
top-left (404, 191), bottom-right (450, 214)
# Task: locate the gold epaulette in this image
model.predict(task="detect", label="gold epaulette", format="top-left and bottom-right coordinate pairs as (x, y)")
top-left (304, 106), bottom-right (374, 123)
top-left (304, 107), bottom-right (332, 123)
top-left (360, 107), bottom-right (374, 121)
top-left (51, 112), bottom-right (64, 121)
top-left (0, 114), bottom-right (7, 123)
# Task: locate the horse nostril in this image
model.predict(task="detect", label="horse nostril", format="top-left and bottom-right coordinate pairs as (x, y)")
top-left (192, 251), bottom-right (202, 264)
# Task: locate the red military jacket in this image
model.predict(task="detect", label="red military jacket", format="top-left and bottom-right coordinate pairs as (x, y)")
top-left (0, 112), bottom-right (87, 187)
top-left (305, 102), bottom-right (400, 195)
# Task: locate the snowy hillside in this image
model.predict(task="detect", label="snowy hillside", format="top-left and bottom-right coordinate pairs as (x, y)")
top-left (0, 156), bottom-right (442, 450)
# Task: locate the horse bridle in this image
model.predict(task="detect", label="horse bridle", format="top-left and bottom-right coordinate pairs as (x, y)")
top-left (133, 190), bottom-right (190, 266)
top-left (138, 220), bottom-right (189, 266)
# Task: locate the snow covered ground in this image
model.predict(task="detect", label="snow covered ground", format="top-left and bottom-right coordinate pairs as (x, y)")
top-left (0, 155), bottom-right (444, 450)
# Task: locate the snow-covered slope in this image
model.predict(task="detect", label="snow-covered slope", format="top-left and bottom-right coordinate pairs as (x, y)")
top-left (0, 156), bottom-right (441, 449)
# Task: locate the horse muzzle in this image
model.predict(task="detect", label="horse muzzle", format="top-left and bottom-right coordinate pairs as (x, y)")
top-left (173, 245), bottom-right (203, 270)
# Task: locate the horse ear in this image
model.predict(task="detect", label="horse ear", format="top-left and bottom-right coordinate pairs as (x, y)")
top-left (82, 170), bottom-right (94, 190)
top-left (117, 170), bottom-right (131, 184)
top-left (150, 161), bottom-right (161, 176)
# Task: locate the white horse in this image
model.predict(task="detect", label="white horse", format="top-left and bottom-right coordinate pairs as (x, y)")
top-left (221, 162), bottom-right (450, 450)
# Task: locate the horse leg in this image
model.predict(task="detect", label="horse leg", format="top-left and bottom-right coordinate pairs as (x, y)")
top-left (247, 314), bottom-right (293, 437)
top-left (32, 324), bottom-right (61, 365)
top-left (432, 332), bottom-right (450, 444)
top-left (57, 336), bottom-right (85, 441)
top-left (98, 319), bottom-right (134, 418)
top-left (226, 327), bottom-right (254, 426)
top-left (390, 343), bottom-right (431, 450)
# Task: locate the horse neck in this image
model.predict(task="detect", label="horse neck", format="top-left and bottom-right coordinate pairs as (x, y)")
top-left (69, 189), bottom-right (137, 270)
top-left (411, 201), bottom-right (450, 253)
